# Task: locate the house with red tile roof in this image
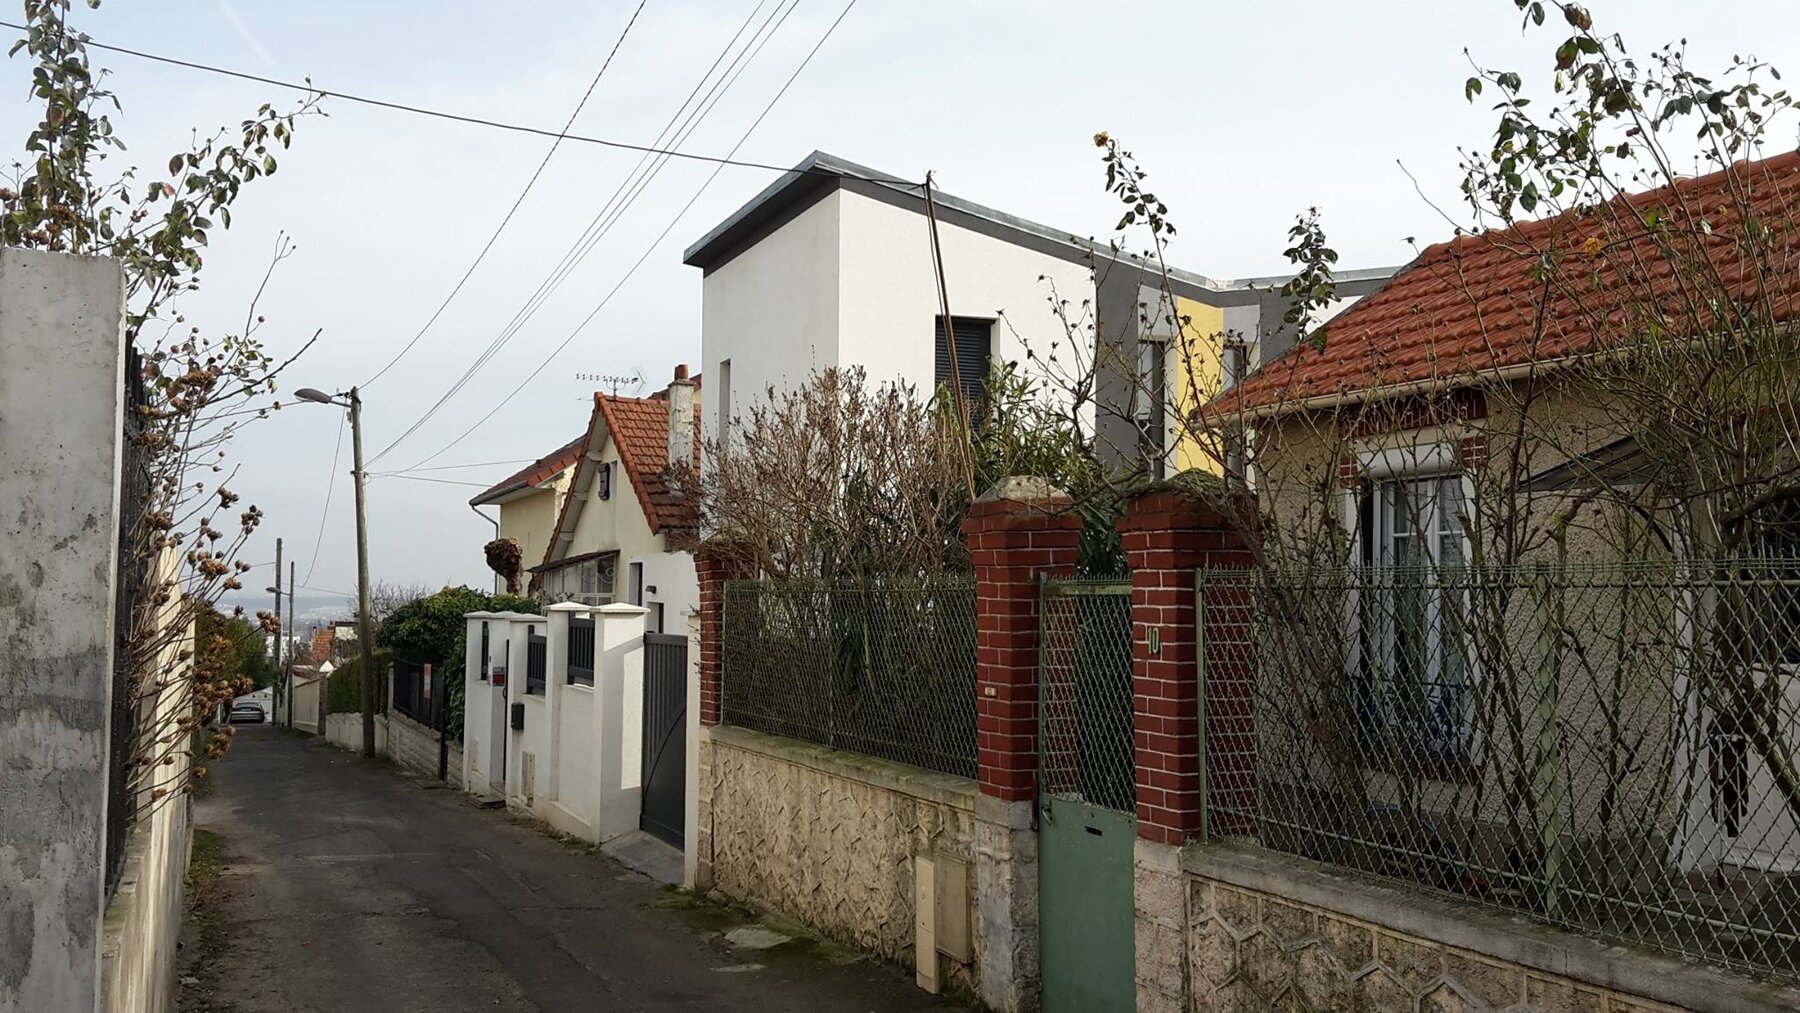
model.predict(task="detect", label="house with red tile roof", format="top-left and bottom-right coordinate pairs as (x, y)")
top-left (531, 365), bottom-right (701, 635)
top-left (469, 432), bottom-right (587, 578)
top-left (1203, 150), bottom-right (1800, 877)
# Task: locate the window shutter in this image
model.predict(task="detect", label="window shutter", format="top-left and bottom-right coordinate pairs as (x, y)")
top-left (934, 317), bottom-right (991, 402)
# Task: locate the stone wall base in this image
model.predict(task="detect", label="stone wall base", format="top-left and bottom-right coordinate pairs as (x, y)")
top-left (699, 726), bottom-right (982, 996)
top-left (1143, 842), bottom-right (1800, 1013)
top-left (974, 795), bottom-right (1040, 1013)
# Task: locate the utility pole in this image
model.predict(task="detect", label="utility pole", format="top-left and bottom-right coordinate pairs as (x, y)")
top-left (350, 387), bottom-right (377, 758)
top-left (273, 537), bottom-right (283, 723)
top-left (295, 383), bottom-right (379, 758)
top-left (285, 560), bottom-right (295, 730)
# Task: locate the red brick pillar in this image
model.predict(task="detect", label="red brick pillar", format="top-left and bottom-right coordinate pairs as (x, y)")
top-left (964, 478), bottom-right (1082, 802)
top-left (696, 547), bottom-right (754, 727)
top-left (1118, 488), bottom-right (1253, 845)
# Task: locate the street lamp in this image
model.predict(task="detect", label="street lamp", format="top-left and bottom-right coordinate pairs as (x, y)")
top-left (295, 385), bottom-right (377, 758)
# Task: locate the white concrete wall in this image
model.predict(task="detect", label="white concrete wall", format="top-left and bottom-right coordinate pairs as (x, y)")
top-left (498, 479), bottom-right (569, 571)
top-left (290, 678), bottom-right (321, 735)
top-left (698, 187), bottom-right (1097, 481)
top-left (630, 551), bottom-right (697, 638)
top-left (549, 685), bottom-right (596, 836)
top-left (700, 191), bottom-right (842, 453)
top-left (0, 248), bottom-right (128, 1013)
top-left (98, 558), bottom-right (194, 1013)
top-left (384, 708), bottom-right (460, 789)
top-left (324, 713), bottom-right (387, 754)
top-left (834, 189), bottom-right (1092, 396)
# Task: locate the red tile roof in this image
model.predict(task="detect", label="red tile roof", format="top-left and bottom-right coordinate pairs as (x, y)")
top-left (594, 389), bottom-right (701, 535)
top-left (537, 380), bottom-right (703, 575)
top-left (1215, 151), bottom-right (1800, 416)
top-left (469, 433), bottom-right (586, 506)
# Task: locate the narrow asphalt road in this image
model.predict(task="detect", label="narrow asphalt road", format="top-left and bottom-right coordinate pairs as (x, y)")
top-left (185, 725), bottom-right (956, 1012)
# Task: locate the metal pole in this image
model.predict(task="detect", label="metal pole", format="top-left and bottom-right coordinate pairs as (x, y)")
top-left (286, 560), bottom-right (296, 730)
top-left (273, 536), bottom-right (283, 724)
top-left (350, 387), bottom-right (377, 758)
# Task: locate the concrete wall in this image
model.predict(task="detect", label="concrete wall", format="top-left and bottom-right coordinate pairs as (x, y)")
top-left (324, 712), bottom-right (388, 754)
top-left (290, 677), bottom-right (321, 735)
top-left (461, 607), bottom-right (648, 846)
top-left (385, 709), bottom-right (460, 789)
top-left (0, 249), bottom-right (128, 1013)
top-left (833, 188), bottom-right (1094, 397)
top-left (562, 436), bottom-right (662, 594)
top-left (700, 190), bottom-right (843, 454)
top-left (97, 556), bottom-right (194, 1013)
top-left (498, 479), bottom-right (569, 572)
top-left (697, 725), bottom-right (981, 996)
top-left (1134, 842), bottom-right (1800, 1013)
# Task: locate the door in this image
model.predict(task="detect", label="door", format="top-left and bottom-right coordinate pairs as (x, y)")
top-left (1037, 577), bottom-right (1137, 1013)
top-left (640, 633), bottom-right (688, 847)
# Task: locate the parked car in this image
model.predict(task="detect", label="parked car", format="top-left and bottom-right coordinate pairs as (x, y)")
top-left (229, 702), bottom-right (265, 725)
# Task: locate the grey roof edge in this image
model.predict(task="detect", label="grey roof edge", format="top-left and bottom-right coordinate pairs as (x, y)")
top-left (680, 150), bottom-right (1399, 294)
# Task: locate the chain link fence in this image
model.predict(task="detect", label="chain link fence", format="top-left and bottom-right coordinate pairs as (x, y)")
top-left (1200, 559), bottom-right (1800, 978)
top-left (721, 577), bottom-right (977, 778)
top-left (1039, 576), bottom-right (1136, 811)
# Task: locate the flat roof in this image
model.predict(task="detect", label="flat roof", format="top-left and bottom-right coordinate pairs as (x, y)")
top-left (682, 150), bottom-right (1396, 296)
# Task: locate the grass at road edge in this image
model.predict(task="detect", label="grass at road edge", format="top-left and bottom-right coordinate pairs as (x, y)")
top-left (175, 828), bottom-right (233, 1012)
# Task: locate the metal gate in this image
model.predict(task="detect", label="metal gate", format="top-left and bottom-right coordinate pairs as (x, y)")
top-left (641, 632), bottom-right (688, 847)
top-left (1037, 576), bottom-right (1136, 1013)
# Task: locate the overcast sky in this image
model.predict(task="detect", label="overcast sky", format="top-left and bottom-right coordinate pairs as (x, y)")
top-left (3, 0), bottom-right (1795, 604)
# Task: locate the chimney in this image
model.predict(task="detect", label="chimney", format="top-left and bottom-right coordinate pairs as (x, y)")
top-left (666, 363), bottom-right (696, 471)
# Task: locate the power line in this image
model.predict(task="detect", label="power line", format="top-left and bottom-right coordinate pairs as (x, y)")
top-left (0, 18), bottom-right (901, 181)
top-left (369, 0), bottom-right (801, 466)
top-left (302, 411), bottom-right (346, 586)
top-left (359, 0), bottom-right (651, 388)
top-left (405, 0), bottom-right (862, 469)
top-left (367, 472), bottom-right (496, 489)
top-left (381, 458), bottom-right (535, 473)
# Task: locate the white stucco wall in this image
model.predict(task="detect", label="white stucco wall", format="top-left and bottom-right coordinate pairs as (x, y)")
top-left (834, 188), bottom-right (1094, 394)
top-left (699, 191), bottom-right (843, 453)
top-left (698, 187), bottom-right (1098, 481)
top-left (561, 438), bottom-right (665, 596)
top-left (498, 479), bottom-right (568, 571)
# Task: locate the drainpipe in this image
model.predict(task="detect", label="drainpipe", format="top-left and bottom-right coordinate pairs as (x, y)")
top-left (471, 503), bottom-right (500, 593)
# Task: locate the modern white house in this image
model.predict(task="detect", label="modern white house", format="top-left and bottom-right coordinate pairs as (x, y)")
top-left (682, 150), bottom-right (1394, 479)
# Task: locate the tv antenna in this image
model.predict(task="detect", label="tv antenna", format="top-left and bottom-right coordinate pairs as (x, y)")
top-left (575, 371), bottom-right (644, 397)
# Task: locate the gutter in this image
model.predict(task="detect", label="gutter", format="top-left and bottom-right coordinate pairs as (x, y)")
top-left (470, 504), bottom-right (500, 593)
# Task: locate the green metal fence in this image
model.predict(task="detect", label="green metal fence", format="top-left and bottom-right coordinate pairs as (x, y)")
top-left (721, 577), bottom-right (978, 778)
top-left (1200, 558), bottom-right (1800, 979)
top-left (1038, 576), bottom-right (1137, 812)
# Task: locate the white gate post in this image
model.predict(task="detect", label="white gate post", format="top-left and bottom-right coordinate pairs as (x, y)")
top-left (543, 602), bottom-right (586, 807)
top-left (461, 612), bottom-right (497, 795)
top-left (592, 602), bottom-right (649, 841)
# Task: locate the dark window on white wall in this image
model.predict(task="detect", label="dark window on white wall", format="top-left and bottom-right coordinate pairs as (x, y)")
top-left (598, 461), bottom-right (612, 500)
top-left (718, 358), bottom-right (733, 455)
top-left (628, 562), bottom-right (644, 605)
top-left (934, 316), bottom-right (992, 407)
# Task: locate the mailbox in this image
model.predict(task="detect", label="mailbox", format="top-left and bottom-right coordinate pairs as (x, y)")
top-left (510, 702), bottom-right (525, 731)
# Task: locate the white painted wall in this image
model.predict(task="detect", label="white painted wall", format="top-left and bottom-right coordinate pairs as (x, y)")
top-left (834, 188), bottom-right (1093, 394)
top-left (700, 191), bottom-right (842, 453)
top-left (562, 437), bottom-right (664, 590)
top-left (698, 188), bottom-right (1099, 481)
top-left (630, 551), bottom-right (697, 638)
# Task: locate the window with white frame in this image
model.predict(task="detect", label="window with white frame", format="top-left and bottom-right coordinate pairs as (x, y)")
top-left (1353, 471), bottom-right (1474, 766)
